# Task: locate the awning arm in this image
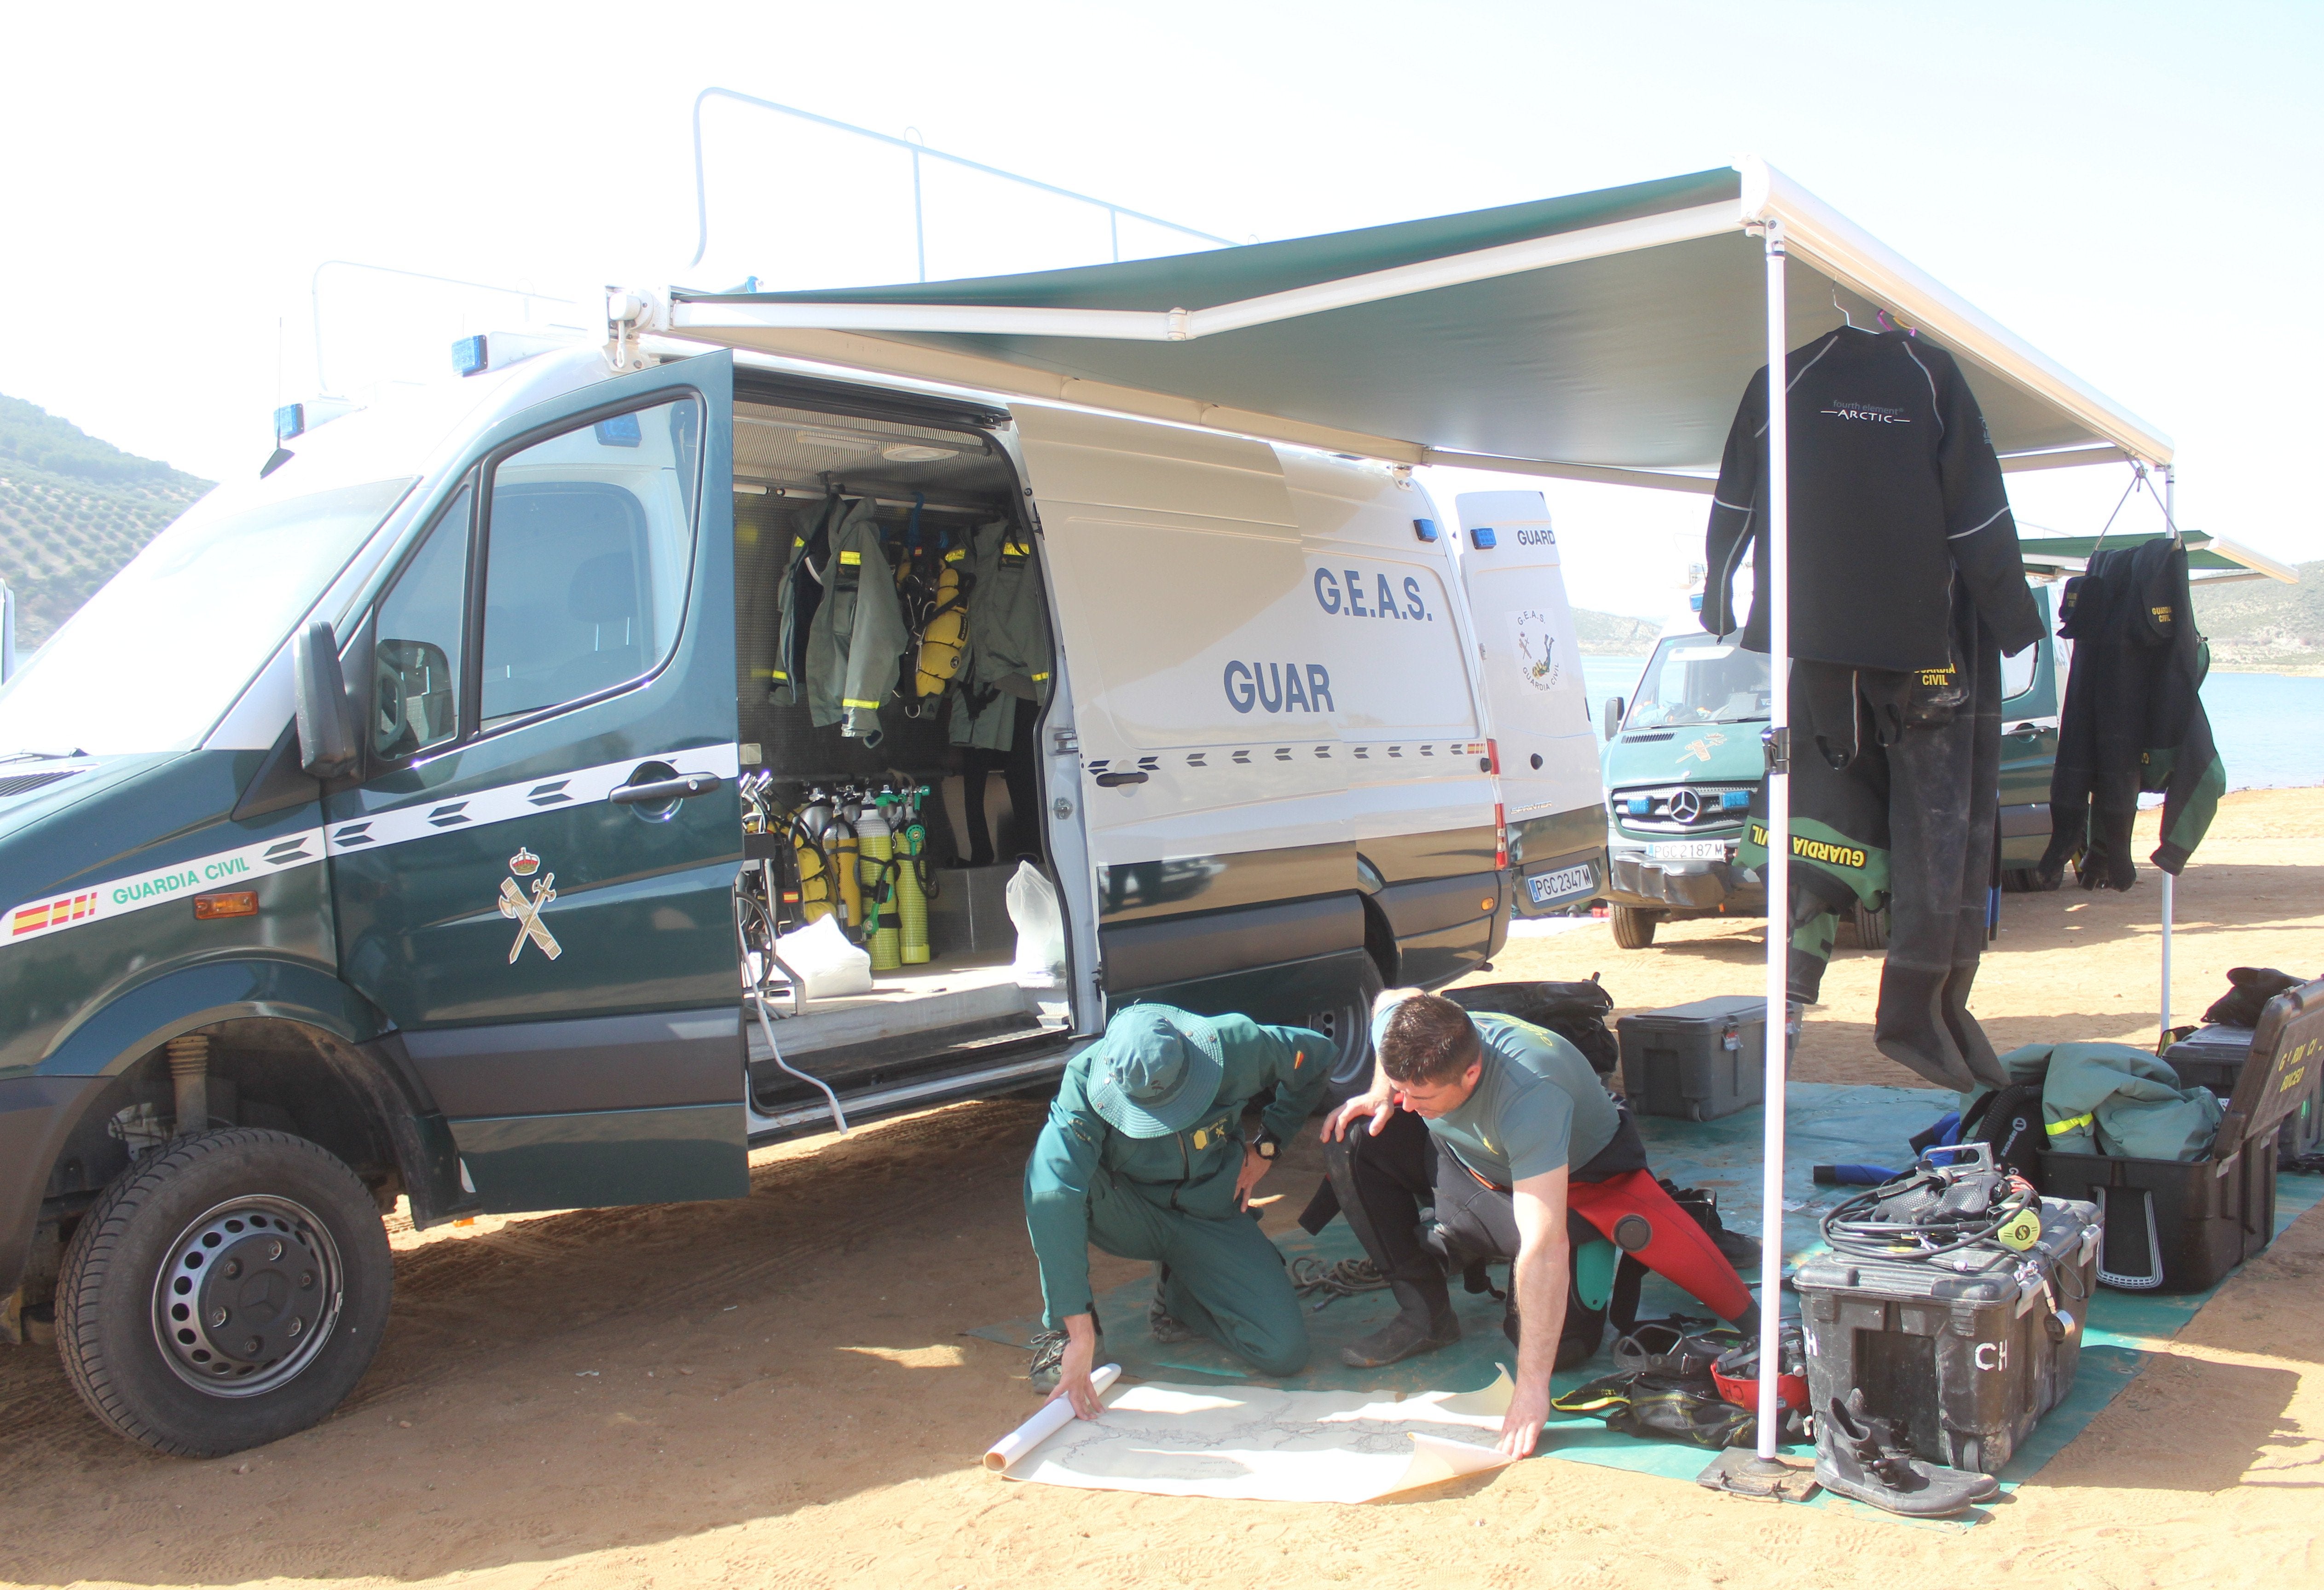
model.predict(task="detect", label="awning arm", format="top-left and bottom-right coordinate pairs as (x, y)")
top-left (1738, 158), bottom-right (2174, 467)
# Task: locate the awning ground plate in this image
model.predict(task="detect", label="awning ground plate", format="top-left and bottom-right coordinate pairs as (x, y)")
top-left (1697, 1447), bottom-right (1821, 1503)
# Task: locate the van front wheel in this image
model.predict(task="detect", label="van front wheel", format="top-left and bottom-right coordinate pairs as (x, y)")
top-left (1611, 906), bottom-right (1660, 949)
top-left (55, 1128), bottom-right (393, 1457)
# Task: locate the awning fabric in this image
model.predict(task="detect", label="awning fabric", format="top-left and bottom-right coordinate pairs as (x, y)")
top-left (658, 160), bottom-right (2172, 484)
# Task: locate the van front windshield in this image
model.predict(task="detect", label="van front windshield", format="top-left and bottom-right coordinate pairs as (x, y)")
top-left (0, 477), bottom-right (414, 756)
top-left (1623, 634), bottom-right (1772, 732)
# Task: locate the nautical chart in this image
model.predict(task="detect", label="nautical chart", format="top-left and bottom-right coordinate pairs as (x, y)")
top-left (996, 1373), bottom-right (1517, 1504)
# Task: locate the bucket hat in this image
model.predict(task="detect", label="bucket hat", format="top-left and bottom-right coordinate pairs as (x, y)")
top-left (1087, 1005), bottom-right (1225, 1138)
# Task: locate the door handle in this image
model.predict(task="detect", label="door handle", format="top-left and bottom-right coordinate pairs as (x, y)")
top-left (1093, 771), bottom-right (1148, 788)
top-left (611, 772), bottom-right (723, 804)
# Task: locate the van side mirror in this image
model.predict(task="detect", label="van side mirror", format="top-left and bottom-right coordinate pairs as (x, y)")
top-left (1601, 697), bottom-right (1625, 741)
top-left (293, 619), bottom-right (359, 779)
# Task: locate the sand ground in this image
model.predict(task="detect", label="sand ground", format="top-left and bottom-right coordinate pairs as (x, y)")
top-left (2, 789), bottom-right (2318, 1590)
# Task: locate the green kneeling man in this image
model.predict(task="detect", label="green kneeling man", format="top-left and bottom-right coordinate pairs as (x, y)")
top-left (1023, 1003), bottom-right (1332, 1416)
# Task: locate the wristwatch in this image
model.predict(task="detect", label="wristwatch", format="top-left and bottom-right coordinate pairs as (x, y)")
top-left (1253, 1129), bottom-right (1282, 1160)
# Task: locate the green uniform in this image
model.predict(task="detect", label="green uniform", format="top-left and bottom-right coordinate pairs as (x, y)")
top-left (1024, 1013), bottom-right (1330, 1377)
top-left (804, 498), bottom-right (909, 744)
top-left (950, 520), bottom-right (1053, 751)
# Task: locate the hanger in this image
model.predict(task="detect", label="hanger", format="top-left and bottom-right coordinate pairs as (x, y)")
top-left (1832, 286), bottom-right (1859, 330)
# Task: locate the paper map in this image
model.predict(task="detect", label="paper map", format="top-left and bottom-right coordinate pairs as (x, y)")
top-left (995, 1371), bottom-right (1517, 1504)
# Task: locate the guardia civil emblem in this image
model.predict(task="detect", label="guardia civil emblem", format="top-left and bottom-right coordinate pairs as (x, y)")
top-left (498, 847), bottom-right (561, 963)
top-left (1512, 609), bottom-right (1561, 691)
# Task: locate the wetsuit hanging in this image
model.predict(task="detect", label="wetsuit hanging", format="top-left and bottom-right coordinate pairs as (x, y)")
top-left (803, 497), bottom-right (910, 745)
top-left (769, 492), bottom-right (840, 706)
top-left (1710, 328), bottom-right (2041, 1095)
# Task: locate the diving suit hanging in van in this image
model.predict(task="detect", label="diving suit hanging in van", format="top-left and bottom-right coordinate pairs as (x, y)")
top-left (949, 519), bottom-right (1053, 752)
top-left (804, 496), bottom-right (910, 746)
top-left (769, 494), bottom-right (839, 706)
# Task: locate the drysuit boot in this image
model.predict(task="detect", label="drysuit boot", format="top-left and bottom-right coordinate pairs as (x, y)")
top-left (1815, 1391), bottom-right (1997, 1516)
top-left (1939, 960), bottom-right (2009, 1090)
top-left (1324, 1123), bottom-right (1460, 1369)
top-left (1341, 1277), bottom-right (1463, 1369)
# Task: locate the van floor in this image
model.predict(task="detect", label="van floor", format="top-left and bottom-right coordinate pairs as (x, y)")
top-left (745, 962), bottom-right (1071, 1106)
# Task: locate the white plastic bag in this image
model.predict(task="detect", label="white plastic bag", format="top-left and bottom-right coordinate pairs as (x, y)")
top-left (772, 912), bottom-right (874, 1000)
top-left (1007, 860), bottom-right (1065, 984)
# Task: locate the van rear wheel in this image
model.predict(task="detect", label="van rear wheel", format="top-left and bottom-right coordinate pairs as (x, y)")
top-left (55, 1128), bottom-right (393, 1457)
top-left (1610, 906), bottom-right (1660, 949)
top-left (1849, 902), bottom-right (1891, 951)
top-left (1318, 957), bottom-right (1388, 1108)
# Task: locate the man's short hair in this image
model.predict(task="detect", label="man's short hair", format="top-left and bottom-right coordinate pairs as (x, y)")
top-left (1378, 994), bottom-right (1483, 1086)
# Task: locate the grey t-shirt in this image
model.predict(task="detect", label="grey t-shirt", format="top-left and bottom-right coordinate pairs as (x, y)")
top-left (1373, 995), bottom-right (1620, 1187)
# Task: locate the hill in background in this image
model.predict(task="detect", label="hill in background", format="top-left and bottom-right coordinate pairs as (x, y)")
top-left (0, 394), bottom-right (213, 651)
top-left (1572, 606), bottom-right (1659, 655)
top-left (2193, 559), bottom-right (2324, 674)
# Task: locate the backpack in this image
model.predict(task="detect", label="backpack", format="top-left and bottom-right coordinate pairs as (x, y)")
top-left (1445, 977), bottom-right (1619, 1075)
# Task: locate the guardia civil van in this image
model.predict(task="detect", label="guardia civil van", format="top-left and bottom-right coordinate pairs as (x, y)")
top-left (0, 333), bottom-right (1604, 1453)
top-left (1596, 591), bottom-right (2066, 948)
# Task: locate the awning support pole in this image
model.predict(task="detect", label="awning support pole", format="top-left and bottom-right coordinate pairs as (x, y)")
top-left (1754, 217), bottom-right (1792, 1465)
top-left (2159, 464), bottom-right (2178, 1044)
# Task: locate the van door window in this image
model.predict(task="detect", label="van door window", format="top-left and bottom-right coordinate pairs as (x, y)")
top-left (372, 484), bottom-right (470, 760)
top-left (1998, 641), bottom-right (2039, 704)
top-left (480, 397), bottom-right (703, 727)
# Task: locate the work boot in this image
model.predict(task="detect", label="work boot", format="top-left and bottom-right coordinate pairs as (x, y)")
top-left (1939, 962), bottom-right (2011, 1090)
top-left (1028, 1325), bottom-right (1104, 1394)
top-left (1148, 1267), bottom-right (1197, 1344)
top-left (1815, 1391), bottom-right (1995, 1516)
top-left (1340, 1279), bottom-right (1459, 1369)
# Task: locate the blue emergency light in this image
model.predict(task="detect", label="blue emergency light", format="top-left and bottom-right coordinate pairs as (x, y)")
top-left (452, 335), bottom-right (490, 377)
top-left (593, 413), bottom-right (643, 447)
top-left (1626, 796), bottom-right (1652, 816)
top-left (1470, 527), bottom-right (1497, 549)
top-left (1722, 790), bottom-right (1752, 811)
top-left (1412, 518), bottom-right (1438, 542)
top-left (273, 403), bottom-right (306, 442)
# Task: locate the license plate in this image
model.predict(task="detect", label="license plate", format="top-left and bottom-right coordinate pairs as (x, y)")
top-left (1526, 863), bottom-right (1595, 904)
top-left (1646, 840), bottom-right (1728, 861)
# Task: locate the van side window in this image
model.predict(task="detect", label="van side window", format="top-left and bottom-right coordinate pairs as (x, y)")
top-left (1998, 642), bottom-right (2039, 703)
top-left (372, 484), bottom-right (471, 760)
top-left (480, 396), bottom-right (702, 727)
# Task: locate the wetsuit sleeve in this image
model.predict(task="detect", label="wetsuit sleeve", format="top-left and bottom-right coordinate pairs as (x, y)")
top-left (1930, 349), bottom-right (2043, 658)
top-left (1704, 366), bottom-right (1766, 641)
top-left (1023, 1086), bottom-right (1105, 1331)
top-left (1501, 1083), bottom-right (1577, 1181)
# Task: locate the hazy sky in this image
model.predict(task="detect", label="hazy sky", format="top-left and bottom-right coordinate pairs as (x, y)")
top-left (3, 0), bottom-right (2314, 617)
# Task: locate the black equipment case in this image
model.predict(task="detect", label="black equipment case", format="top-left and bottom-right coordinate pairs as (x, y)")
top-left (2163, 1021), bottom-right (2322, 1169)
top-left (2041, 979), bottom-right (2323, 1293)
top-left (1616, 996), bottom-right (1797, 1121)
top-left (1794, 1191), bottom-right (2100, 1475)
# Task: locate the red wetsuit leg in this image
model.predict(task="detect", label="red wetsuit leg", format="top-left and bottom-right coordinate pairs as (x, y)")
top-left (1567, 1169), bottom-right (1753, 1322)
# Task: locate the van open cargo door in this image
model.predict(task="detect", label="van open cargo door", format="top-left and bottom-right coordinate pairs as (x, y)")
top-left (1452, 491), bottom-right (1607, 915)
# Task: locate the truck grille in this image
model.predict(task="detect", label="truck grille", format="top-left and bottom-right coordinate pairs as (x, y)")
top-left (1610, 783), bottom-right (1753, 836)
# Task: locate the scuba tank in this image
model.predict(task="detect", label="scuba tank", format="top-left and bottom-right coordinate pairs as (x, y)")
top-left (829, 795), bottom-right (862, 937)
top-left (788, 789), bottom-right (836, 926)
top-left (858, 794), bottom-right (901, 972)
top-left (895, 785), bottom-right (931, 964)
top-left (915, 542), bottom-right (969, 699)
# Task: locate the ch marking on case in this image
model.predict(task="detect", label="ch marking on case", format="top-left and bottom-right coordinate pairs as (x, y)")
top-left (498, 848), bottom-right (562, 963)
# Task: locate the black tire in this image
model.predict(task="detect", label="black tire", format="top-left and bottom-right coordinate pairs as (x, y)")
top-left (1850, 902), bottom-right (1891, 951)
top-left (2003, 866), bottom-right (2059, 894)
top-left (1611, 905), bottom-right (1659, 949)
top-left (55, 1128), bottom-right (393, 1457)
top-left (1319, 955), bottom-right (1389, 1109)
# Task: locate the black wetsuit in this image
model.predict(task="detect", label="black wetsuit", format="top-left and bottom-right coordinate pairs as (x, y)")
top-left (1708, 328), bottom-right (2041, 1093)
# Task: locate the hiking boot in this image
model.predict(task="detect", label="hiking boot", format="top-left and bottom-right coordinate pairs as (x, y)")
top-left (1815, 1391), bottom-right (1995, 1515)
top-left (1028, 1327), bottom-right (1102, 1393)
top-left (1340, 1279), bottom-right (1460, 1369)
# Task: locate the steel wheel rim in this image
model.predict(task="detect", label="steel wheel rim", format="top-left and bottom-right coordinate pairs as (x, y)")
top-left (150, 1194), bottom-right (345, 1398)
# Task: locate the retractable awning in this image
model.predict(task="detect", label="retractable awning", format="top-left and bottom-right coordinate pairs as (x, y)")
top-left (650, 158), bottom-right (2172, 491)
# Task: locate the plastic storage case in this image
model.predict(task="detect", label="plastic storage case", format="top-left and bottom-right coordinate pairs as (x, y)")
top-left (1617, 996), bottom-right (1797, 1121)
top-left (2163, 1023), bottom-right (2322, 1168)
top-left (2040, 979), bottom-right (2324, 1293)
top-left (1793, 1187), bottom-right (2100, 1475)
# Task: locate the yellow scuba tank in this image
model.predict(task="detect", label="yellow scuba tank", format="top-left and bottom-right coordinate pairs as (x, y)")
top-left (830, 806), bottom-right (862, 937)
top-left (915, 547), bottom-right (968, 697)
top-left (859, 794), bottom-right (901, 972)
top-left (788, 791), bottom-right (836, 926)
top-left (896, 785), bottom-right (930, 964)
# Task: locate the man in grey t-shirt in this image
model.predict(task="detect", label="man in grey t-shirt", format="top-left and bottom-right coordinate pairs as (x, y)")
top-left (1322, 990), bottom-right (1754, 1458)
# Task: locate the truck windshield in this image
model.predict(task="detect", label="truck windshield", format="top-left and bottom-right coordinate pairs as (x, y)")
top-left (1623, 634), bottom-right (1771, 731)
top-left (0, 476), bottom-right (414, 756)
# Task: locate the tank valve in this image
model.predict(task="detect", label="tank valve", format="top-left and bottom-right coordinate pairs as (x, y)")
top-left (166, 1033), bottom-right (211, 1138)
